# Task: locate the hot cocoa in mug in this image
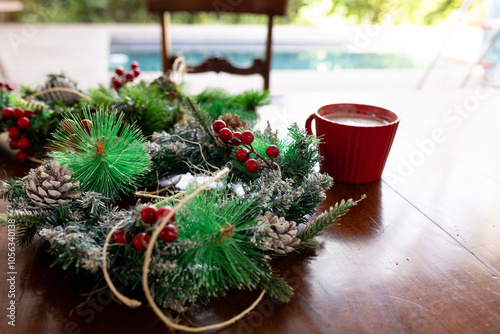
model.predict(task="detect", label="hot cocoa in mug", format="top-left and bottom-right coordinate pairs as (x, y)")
top-left (305, 104), bottom-right (399, 184)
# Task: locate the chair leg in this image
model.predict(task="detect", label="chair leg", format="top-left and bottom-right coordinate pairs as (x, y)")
top-left (264, 14), bottom-right (274, 91)
top-left (161, 11), bottom-right (172, 74)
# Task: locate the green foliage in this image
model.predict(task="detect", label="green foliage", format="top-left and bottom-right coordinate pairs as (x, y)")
top-left (330, 0), bottom-right (465, 24)
top-left (182, 95), bottom-right (214, 133)
top-left (0, 178), bottom-right (26, 204)
top-left (49, 108), bottom-right (151, 200)
top-left (15, 0), bottom-right (150, 23)
top-left (195, 88), bottom-right (270, 124)
top-left (149, 184), bottom-right (280, 309)
top-left (9, 0), bottom-right (468, 25)
top-left (260, 273), bottom-right (294, 303)
top-left (87, 82), bottom-right (182, 136)
top-left (1, 209), bottom-right (50, 247)
top-left (0, 88), bottom-right (10, 111)
top-left (297, 195), bottom-right (366, 247)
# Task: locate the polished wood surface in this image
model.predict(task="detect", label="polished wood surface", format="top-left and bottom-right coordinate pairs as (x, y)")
top-left (1, 89), bottom-right (500, 333)
top-left (146, 0), bottom-right (287, 90)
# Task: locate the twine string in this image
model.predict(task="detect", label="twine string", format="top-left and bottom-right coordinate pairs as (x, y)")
top-left (102, 223), bottom-right (142, 308)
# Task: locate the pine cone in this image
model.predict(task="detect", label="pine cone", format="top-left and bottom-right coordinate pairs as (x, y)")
top-left (257, 212), bottom-right (301, 254)
top-left (37, 74), bottom-right (81, 106)
top-left (218, 113), bottom-right (249, 132)
top-left (26, 162), bottom-right (81, 208)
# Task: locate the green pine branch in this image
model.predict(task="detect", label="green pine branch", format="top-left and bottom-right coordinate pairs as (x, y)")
top-left (183, 95), bottom-right (213, 133)
top-left (297, 195), bottom-right (366, 247)
top-left (49, 108), bottom-right (151, 200)
top-left (1, 210), bottom-right (51, 247)
top-left (260, 273), bottom-right (294, 303)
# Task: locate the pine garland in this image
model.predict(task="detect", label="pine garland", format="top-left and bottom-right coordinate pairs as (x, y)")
top-left (0, 73), bottom-right (366, 329)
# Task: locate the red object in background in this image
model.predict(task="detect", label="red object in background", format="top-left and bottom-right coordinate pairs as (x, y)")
top-left (306, 103), bottom-right (399, 184)
top-left (13, 108), bottom-right (25, 119)
top-left (8, 127), bottom-right (21, 139)
top-left (17, 138), bottom-right (30, 151)
top-left (15, 151), bottom-right (28, 162)
top-left (9, 139), bottom-right (18, 150)
top-left (17, 117), bottom-right (31, 130)
top-left (2, 107), bottom-right (13, 119)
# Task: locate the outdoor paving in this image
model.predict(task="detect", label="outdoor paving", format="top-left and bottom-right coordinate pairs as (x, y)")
top-left (0, 23), bottom-right (488, 94)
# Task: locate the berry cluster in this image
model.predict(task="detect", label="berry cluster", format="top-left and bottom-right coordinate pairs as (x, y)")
top-left (113, 205), bottom-right (178, 252)
top-left (0, 81), bottom-right (14, 92)
top-left (111, 61), bottom-right (141, 91)
top-left (60, 118), bottom-right (93, 152)
top-left (2, 106), bottom-right (37, 162)
top-left (212, 120), bottom-right (279, 174)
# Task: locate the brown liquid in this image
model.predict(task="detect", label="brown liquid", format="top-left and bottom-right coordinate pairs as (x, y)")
top-left (325, 113), bottom-right (387, 126)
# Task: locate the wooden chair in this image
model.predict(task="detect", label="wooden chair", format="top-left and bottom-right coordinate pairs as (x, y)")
top-left (144, 0), bottom-right (289, 90)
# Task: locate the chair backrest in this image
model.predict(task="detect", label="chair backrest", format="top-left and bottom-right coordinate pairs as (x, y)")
top-left (145, 0), bottom-right (288, 16)
top-left (144, 0), bottom-right (289, 91)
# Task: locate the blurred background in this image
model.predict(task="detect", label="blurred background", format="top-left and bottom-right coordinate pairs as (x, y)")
top-left (0, 0), bottom-right (498, 94)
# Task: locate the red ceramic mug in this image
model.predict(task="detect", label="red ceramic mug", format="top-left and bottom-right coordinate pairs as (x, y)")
top-left (305, 103), bottom-right (399, 184)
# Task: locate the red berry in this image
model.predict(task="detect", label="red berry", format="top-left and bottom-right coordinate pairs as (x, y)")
top-left (113, 230), bottom-right (131, 244)
top-left (1, 107), bottom-right (13, 119)
top-left (8, 127), bottom-right (21, 139)
top-left (17, 117), bottom-right (31, 130)
top-left (266, 145), bottom-right (280, 158)
top-left (160, 224), bottom-right (178, 243)
top-left (61, 119), bottom-right (76, 133)
top-left (0, 82), bottom-right (3, 88)
top-left (5, 83), bottom-right (13, 91)
top-left (218, 127), bottom-right (233, 142)
top-left (130, 61), bottom-right (140, 70)
top-left (24, 110), bottom-right (35, 117)
top-left (156, 206), bottom-right (175, 223)
top-left (17, 138), bottom-right (30, 151)
top-left (80, 119), bottom-right (93, 134)
top-left (9, 139), bottom-right (18, 150)
top-left (112, 76), bottom-right (122, 87)
top-left (125, 71), bottom-right (135, 82)
top-left (240, 130), bottom-right (255, 145)
top-left (212, 120), bottom-right (226, 134)
top-left (141, 205), bottom-right (158, 225)
top-left (115, 66), bottom-right (125, 76)
top-left (236, 148), bottom-right (250, 162)
top-left (133, 232), bottom-right (151, 251)
top-left (245, 159), bottom-right (260, 173)
top-left (16, 151), bottom-right (28, 162)
top-left (13, 108), bottom-right (25, 119)
top-left (232, 132), bottom-right (241, 145)
top-left (133, 68), bottom-right (141, 77)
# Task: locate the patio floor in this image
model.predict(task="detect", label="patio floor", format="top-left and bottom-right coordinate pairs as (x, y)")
top-left (0, 23), bottom-right (488, 94)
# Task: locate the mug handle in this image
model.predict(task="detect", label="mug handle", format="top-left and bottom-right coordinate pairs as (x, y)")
top-left (305, 113), bottom-right (315, 136)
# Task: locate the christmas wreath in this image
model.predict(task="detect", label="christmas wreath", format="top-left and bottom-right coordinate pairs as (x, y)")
top-left (0, 65), bottom-right (364, 331)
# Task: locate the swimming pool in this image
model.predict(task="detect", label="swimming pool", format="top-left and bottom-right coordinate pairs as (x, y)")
top-left (109, 48), bottom-right (429, 72)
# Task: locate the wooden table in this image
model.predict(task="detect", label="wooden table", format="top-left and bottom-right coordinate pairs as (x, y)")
top-left (1, 89), bottom-right (500, 333)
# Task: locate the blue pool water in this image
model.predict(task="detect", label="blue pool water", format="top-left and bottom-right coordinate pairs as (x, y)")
top-left (109, 49), bottom-right (430, 72)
